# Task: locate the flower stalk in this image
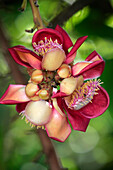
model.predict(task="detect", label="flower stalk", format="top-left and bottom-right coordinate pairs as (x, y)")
top-left (25, 0), bottom-right (44, 32)
top-left (18, 0), bottom-right (27, 12)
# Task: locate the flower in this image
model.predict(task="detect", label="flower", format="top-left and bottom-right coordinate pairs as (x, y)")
top-left (0, 25), bottom-right (109, 142)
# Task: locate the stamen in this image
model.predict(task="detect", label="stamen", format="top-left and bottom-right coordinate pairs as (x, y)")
top-left (33, 37), bottom-right (62, 56)
top-left (25, 118), bottom-right (29, 124)
top-left (21, 115), bottom-right (25, 119)
top-left (18, 105), bottom-right (46, 130)
top-left (37, 125), bottom-right (45, 130)
top-left (19, 110), bottom-right (25, 116)
top-left (69, 79), bottom-right (102, 110)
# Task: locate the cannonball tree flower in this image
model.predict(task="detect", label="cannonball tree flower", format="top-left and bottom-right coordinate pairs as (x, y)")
top-left (0, 25), bottom-right (109, 142)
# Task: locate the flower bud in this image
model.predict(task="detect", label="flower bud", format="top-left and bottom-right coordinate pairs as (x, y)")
top-left (57, 64), bottom-right (71, 78)
top-left (42, 48), bottom-right (66, 71)
top-left (29, 95), bottom-right (40, 101)
top-left (76, 75), bottom-right (84, 88)
top-left (60, 77), bottom-right (77, 95)
top-left (25, 101), bottom-right (52, 125)
top-left (38, 89), bottom-right (49, 100)
top-left (25, 83), bottom-right (39, 97)
top-left (31, 69), bottom-right (43, 84)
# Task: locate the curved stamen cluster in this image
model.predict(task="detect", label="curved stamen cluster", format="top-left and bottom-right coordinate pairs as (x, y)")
top-left (33, 37), bottom-right (62, 56)
top-left (69, 79), bottom-right (103, 110)
top-left (19, 111), bottom-right (45, 129)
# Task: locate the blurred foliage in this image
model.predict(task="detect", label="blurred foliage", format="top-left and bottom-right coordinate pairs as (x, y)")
top-left (0, 0), bottom-right (113, 170)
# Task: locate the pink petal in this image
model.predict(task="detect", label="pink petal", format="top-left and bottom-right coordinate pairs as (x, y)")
top-left (52, 98), bottom-right (65, 117)
top-left (64, 52), bottom-right (77, 64)
top-left (16, 102), bottom-right (28, 113)
top-left (63, 101), bottom-right (90, 132)
top-left (9, 46), bottom-right (42, 69)
top-left (32, 28), bottom-right (63, 48)
top-left (45, 107), bottom-right (71, 142)
top-left (0, 85), bottom-right (30, 104)
top-left (85, 50), bottom-right (103, 62)
top-left (65, 36), bottom-right (88, 64)
top-left (55, 25), bottom-right (73, 51)
top-left (72, 51), bottom-right (105, 80)
top-left (78, 86), bottom-right (110, 119)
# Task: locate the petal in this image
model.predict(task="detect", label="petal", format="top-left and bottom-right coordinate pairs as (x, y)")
top-left (16, 102), bottom-right (28, 113)
top-left (52, 98), bottom-right (65, 116)
top-left (78, 86), bottom-right (110, 119)
top-left (60, 77), bottom-right (78, 95)
top-left (63, 101), bottom-right (90, 132)
top-left (85, 50), bottom-right (103, 62)
top-left (52, 91), bottom-right (67, 98)
top-left (9, 46), bottom-right (42, 69)
top-left (65, 52), bottom-right (77, 64)
top-left (45, 107), bottom-right (71, 142)
top-left (65, 36), bottom-right (88, 64)
top-left (72, 51), bottom-right (105, 80)
top-left (55, 25), bottom-right (73, 51)
top-left (0, 85), bottom-right (30, 104)
top-left (52, 76), bottom-right (84, 98)
top-left (32, 28), bottom-right (63, 48)
top-left (25, 101), bottom-right (52, 126)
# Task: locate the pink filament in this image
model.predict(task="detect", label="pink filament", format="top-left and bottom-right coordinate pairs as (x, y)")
top-left (33, 37), bottom-right (62, 56)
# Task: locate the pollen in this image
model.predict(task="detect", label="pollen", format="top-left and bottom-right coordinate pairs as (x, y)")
top-left (33, 37), bottom-right (62, 56)
top-left (69, 79), bottom-right (103, 110)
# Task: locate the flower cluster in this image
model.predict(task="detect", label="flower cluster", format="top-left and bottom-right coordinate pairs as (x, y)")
top-left (0, 25), bottom-right (109, 142)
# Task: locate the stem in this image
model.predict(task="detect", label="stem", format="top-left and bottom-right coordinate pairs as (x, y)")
top-left (18, 0), bottom-right (27, 12)
top-left (50, 0), bottom-right (98, 28)
top-left (37, 129), bottom-right (63, 170)
top-left (29, 0), bottom-right (44, 30)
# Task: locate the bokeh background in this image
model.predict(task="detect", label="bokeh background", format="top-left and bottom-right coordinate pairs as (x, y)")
top-left (0, 0), bottom-right (113, 169)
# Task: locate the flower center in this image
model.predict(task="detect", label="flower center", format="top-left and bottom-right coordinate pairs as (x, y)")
top-left (33, 37), bottom-right (63, 56)
top-left (25, 69), bottom-right (61, 101)
top-left (68, 79), bottom-right (102, 110)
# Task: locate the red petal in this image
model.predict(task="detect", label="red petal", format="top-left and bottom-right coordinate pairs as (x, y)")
top-left (65, 36), bottom-right (88, 64)
top-left (64, 52), bottom-right (77, 64)
top-left (85, 50), bottom-right (103, 62)
top-left (32, 28), bottom-right (63, 48)
top-left (63, 101), bottom-right (90, 132)
top-left (0, 85), bottom-right (30, 104)
top-left (16, 102), bottom-right (28, 113)
top-left (9, 46), bottom-right (42, 69)
top-left (55, 25), bottom-right (73, 51)
top-left (52, 91), bottom-right (67, 98)
top-left (79, 86), bottom-right (110, 118)
top-left (45, 107), bottom-right (71, 142)
top-left (72, 51), bottom-right (105, 80)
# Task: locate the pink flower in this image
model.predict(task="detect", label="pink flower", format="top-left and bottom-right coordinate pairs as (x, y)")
top-left (0, 25), bottom-right (109, 142)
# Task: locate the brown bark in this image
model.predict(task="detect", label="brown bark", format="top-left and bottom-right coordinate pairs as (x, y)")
top-left (37, 129), bottom-right (65, 170)
top-left (25, 0), bottom-right (44, 32)
top-left (50, 0), bottom-right (98, 28)
top-left (0, 23), bottom-right (27, 84)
